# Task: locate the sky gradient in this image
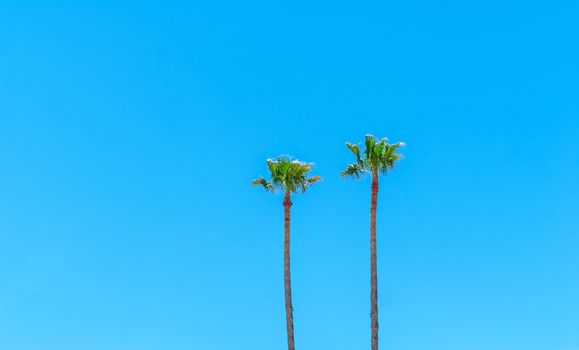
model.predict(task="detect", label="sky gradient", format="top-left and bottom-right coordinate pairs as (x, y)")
top-left (0, 1), bottom-right (578, 349)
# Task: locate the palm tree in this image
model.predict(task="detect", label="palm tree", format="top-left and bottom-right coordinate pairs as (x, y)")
top-left (341, 135), bottom-right (404, 350)
top-left (252, 156), bottom-right (321, 350)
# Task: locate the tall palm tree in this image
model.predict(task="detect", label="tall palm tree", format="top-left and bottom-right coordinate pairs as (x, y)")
top-left (252, 156), bottom-right (321, 350)
top-left (341, 135), bottom-right (404, 350)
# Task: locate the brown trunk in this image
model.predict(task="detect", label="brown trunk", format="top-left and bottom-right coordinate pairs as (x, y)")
top-left (283, 191), bottom-right (295, 350)
top-left (370, 174), bottom-right (379, 350)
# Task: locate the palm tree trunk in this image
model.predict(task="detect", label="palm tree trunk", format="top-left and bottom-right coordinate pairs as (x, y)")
top-left (370, 174), bottom-right (379, 350)
top-left (283, 191), bottom-right (295, 350)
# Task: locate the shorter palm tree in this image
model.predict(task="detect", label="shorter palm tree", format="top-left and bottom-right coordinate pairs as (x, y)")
top-left (341, 135), bottom-right (404, 350)
top-left (252, 156), bottom-right (321, 350)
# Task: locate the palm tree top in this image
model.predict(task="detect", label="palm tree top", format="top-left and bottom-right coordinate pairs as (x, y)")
top-left (252, 156), bottom-right (322, 194)
top-left (341, 134), bottom-right (405, 179)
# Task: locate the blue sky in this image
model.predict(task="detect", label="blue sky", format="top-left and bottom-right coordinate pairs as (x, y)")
top-left (0, 1), bottom-right (577, 349)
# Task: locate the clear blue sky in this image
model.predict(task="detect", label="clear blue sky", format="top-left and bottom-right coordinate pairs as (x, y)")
top-left (0, 1), bottom-right (577, 349)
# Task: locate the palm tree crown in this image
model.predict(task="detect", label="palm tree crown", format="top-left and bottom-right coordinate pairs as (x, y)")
top-left (252, 156), bottom-right (322, 193)
top-left (341, 134), bottom-right (404, 179)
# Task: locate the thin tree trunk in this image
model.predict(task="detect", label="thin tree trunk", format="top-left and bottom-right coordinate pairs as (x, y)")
top-left (283, 191), bottom-right (295, 350)
top-left (370, 174), bottom-right (379, 350)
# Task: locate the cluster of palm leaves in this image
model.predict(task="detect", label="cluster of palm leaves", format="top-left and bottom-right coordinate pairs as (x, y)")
top-left (252, 134), bottom-right (404, 350)
top-left (252, 158), bottom-right (322, 194)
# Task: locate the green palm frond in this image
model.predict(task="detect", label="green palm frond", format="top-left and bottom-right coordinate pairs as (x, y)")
top-left (345, 142), bottom-right (363, 167)
top-left (251, 176), bottom-right (276, 192)
top-left (341, 163), bottom-right (365, 179)
top-left (377, 141), bottom-right (403, 174)
top-left (364, 134), bottom-right (376, 161)
top-left (301, 175), bottom-right (323, 193)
